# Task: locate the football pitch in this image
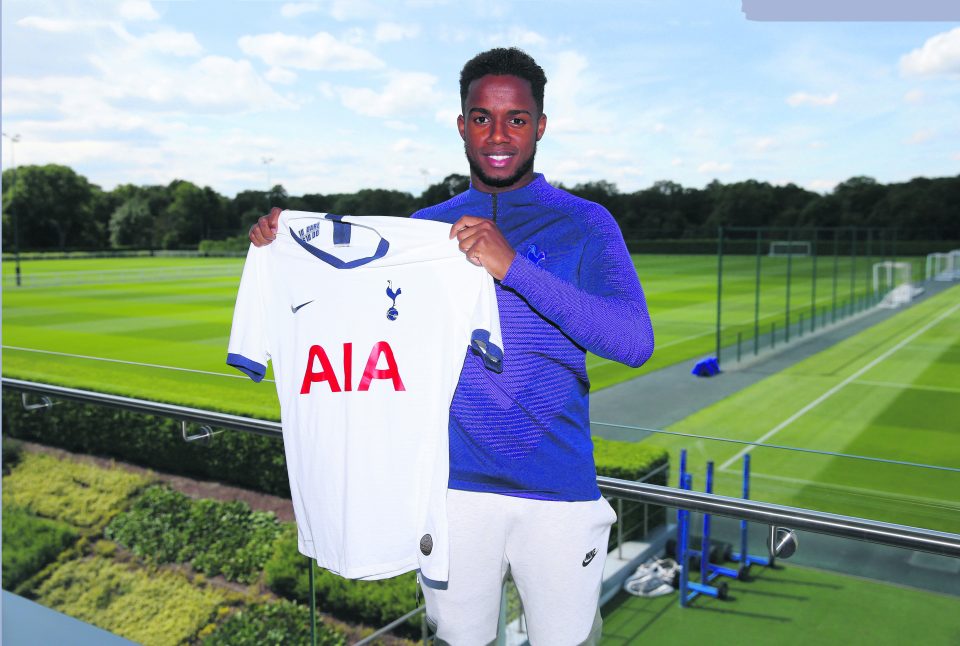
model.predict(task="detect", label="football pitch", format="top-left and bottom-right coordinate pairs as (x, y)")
top-left (3, 253), bottom-right (733, 415)
top-left (641, 284), bottom-right (960, 533)
top-left (3, 255), bottom-right (957, 535)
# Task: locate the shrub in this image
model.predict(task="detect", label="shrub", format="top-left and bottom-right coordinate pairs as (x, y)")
top-left (106, 485), bottom-right (283, 584)
top-left (2, 506), bottom-right (79, 590)
top-left (594, 437), bottom-right (670, 548)
top-left (2, 452), bottom-right (151, 529)
top-left (33, 556), bottom-right (232, 646)
top-left (2, 436), bottom-right (23, 474)
top-left (2, 392), bottom-right (291, 497)
top-left (263, 524), bottom-right (420, 633)
top-left (201, 600), bottom-right (344, 646)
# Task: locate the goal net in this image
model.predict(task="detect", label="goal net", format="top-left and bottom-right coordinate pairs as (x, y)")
top-left (768, 240), bottom-right (811, 257)
top-left (874, 261), bottom-right (923, 308)
top-left (925, 250), bottom-right (960, 282)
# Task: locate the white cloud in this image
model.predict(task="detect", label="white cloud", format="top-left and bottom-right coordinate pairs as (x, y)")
top-left (545, 50), bottom-right (615, 135)
top-left (900, 27), bottom-right (960, 77)
top-left (807, 179), bottom-right (838, 192)
top-left (17, 16), bottom-right (80, 33)
top-left (489, 27), bottom-right (547, 47)
top-left (281, 2), bottom-right (321, 18)
top-left (139, 30), bottom-right (203, 57)
top-left (903, 89), bottom-right (925, 104)
top-left (752, 137), bottom-right (776, 152)
top-left (653, 123), bottom-right (667, 133)
top-left (392, 138), bottom-right (429, 153)
top-left (338, 72), bottom-right (443, 119)
top-left (786, 91), bottom-right (839, 107)
top-left (697, 161), bottom-right (731, 173)
top-left (238, 32), bottom-right (384, 71)
top-left (671, 158), bottom-right (683, 167)
top-left (906, 129), bottom-right (935, 145)
top-left (118, 1), bottom-right (159, 21)
top-left (266, 67), bottom-right (298, 84)
top-left (374, 22), bottom-right (420, 43)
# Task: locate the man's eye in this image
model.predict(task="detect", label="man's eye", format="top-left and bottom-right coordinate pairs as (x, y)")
top-left (510, 118), bottom-right (526, 126)
top-left (474, 116), bottom-right (489, 124)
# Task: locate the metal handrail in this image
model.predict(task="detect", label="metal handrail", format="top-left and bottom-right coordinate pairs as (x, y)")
top-left (4, 377), bottom-right (960, 559)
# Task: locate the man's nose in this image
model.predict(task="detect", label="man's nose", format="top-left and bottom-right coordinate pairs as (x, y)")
top-left (488, 119), bottom-right (509, 144)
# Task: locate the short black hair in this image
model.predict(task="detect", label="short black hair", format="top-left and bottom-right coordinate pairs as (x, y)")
top-left (460, 47), bottom-right (547, 113)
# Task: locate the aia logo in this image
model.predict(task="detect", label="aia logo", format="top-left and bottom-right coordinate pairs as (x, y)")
top-left (300, 341), bottom-right (406, 393)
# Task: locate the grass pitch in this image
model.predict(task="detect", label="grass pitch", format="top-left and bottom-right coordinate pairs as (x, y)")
top-left (3, 253), bottom-right (730, 414)
top-left (642, 284), bottom-right (960, 533)
top-left (602, 562), bottom-right (960, 646)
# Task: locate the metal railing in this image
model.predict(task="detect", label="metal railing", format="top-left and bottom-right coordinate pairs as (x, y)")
top-left (4, 376), bottom-right (958, 560)
top-left (4, 376), bottom-right (960, 645)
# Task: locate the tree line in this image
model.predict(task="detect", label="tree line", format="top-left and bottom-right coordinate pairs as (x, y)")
top-left (2, 164), bottom-right (957, 252)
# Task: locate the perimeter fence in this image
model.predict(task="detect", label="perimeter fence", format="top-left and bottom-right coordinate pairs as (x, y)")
top-left (712, 226), bottom-right (955, 366)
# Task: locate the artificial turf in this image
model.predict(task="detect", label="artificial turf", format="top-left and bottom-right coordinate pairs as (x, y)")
top-left (601, 562), bottom-right (960, 646)
top-left (640, 284), bottom-right (960, 533)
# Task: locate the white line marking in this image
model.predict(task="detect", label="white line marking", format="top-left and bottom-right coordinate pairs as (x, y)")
top-left (726, 470), bottom-right (960, 512)
top-left (1, 345), bottom-right (274, 383)
top-left (853, 380), bottom-right (960, 396)
top-left (719, 301), bottom-right (960, 471)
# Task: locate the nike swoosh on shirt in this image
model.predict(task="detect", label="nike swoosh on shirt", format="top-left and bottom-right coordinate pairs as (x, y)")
top-left (291, 300), bottom-right (314, 313)
top-left (582, 548), bottom-right (598, 567)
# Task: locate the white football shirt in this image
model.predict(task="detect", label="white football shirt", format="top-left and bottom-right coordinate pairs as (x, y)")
top-left (227, 211), bottom-right (502, 581)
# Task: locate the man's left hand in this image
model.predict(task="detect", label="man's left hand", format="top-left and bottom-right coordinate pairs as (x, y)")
top-left (450, 216), bottom-right (516, 280)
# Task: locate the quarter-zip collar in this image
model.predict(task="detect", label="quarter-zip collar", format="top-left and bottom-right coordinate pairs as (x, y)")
top-left (467, 173), bottom-right (547, 221)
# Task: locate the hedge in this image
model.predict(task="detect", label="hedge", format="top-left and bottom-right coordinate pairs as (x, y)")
top-left (106, 485), bottom-right (283, 584)
top-left (2, 506), bottom-right (79, 590)
top-left (2, 451), bottom-right (151, 529)
top-left (594, 436), bottom-right (670, 548)
top-left (199, 600), bottom-right (345, 646)
top-left (33, 556), bottom-right (234, 646)
top-left (263, 523), bottom-right (421, 634)
top-left (2, 392), bottom-right (291, 496)
top-left (2, 392), bottom-right (670, 521)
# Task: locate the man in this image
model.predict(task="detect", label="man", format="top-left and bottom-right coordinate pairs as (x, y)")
top-left (250, 47), bottom-right (654, 645)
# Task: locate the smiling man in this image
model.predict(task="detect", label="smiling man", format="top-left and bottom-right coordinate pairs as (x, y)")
top-left (410, 48), bottom-right (654, 645)
top-left (249, 47), bottom-right (654, 645)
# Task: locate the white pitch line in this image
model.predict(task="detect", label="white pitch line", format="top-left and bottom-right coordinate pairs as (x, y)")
top-left (719, 301), bottom-right (960, 471)
top-left (1, 345), bottom-right (274, 383)
top-left (735, 470), bottom-right (960, 512)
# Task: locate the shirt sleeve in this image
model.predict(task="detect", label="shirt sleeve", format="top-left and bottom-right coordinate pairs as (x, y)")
top-left (500, 210), bottom-right (654, 368)
top-left (468, 272), bottom-right (504, 373)
top-left (226, 243), bottom-right (272, 382)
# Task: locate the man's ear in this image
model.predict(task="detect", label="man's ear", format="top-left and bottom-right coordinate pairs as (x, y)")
top-left (457, 114), bottom-right (466, 141)
top-left (536, 113), bottom-right (547, 141)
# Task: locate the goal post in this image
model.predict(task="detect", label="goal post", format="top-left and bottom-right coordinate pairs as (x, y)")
top-left (768, 240), bottom-right (811, 257)
top-left (874, 261), bottom-right (922, 308)
top-left (925, 250), bottom-right (960, 281)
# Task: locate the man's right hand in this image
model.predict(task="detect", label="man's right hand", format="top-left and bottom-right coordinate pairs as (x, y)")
top-left (249, 207), bottom-right (281, 247)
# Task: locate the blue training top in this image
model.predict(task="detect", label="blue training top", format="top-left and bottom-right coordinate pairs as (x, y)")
top-left (412, 174), bottom-right (654, 501)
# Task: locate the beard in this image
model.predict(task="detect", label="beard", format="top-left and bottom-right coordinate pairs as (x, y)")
top-left (464, 142), bottom-right (537, 189)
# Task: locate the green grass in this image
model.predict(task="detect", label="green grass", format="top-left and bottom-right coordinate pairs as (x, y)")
top-left (3, 254), bottom-right (733, 411)
top-left (1, 252), bottom-right (940, 420)
top-left (602, 563), bottom-right (960, 645)
top-left (640, 284), bottom-right (960, 533)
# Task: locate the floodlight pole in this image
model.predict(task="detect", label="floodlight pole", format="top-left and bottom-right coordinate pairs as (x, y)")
top-left (3, 132), bottom-right (22, 287)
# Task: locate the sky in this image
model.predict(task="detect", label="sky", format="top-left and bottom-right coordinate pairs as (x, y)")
top-left (2, 0), bottom-right (958, 198)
